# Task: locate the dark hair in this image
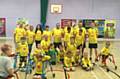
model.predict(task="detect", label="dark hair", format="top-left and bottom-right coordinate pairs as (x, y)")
top-left (46, 25), bottom-right (49, 28)
top-left (35, 24), bottom-right (43, 34)
top-left (67, 27), bottom-right (71, 32)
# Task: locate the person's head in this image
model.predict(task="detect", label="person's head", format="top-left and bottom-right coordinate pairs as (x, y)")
top-left (66, 50), bottom-right (72, 58)
top-left (29, 25), bottom-right (34, 31)
top-left (67, 21), bottom-right (71, 27)
top-left (35, 24), bottom-right (43, 33)
top-left (56, 23), bottom-right (60, 29)
top-left (19, 24), bottom-right (23, 28)
top-left (90, 21), bottom-right (96, 28)
top-left (79, 29), bottom-right (83, 35)
top-left (37, 44), bottom-right (41, 49)
top-left (67, 27), bottom-right (71, 33)
top-left (45, 25), bottom-right (49, 31)
top-left (36, 54), bottom-right (44, 61)
top-left (21, 37), bottom-right (26, 43)
top-left (24, 24), bottom-right (30, 31)
top-left (105, 41), bottom-right (110, 48)
top-left (49, 43), bottom-right (54, 49)
top-left (44, 35), bottom-right (48, 41)
top-left (78, 20), bottom-right (83, 28)
top-left (1, 44), bottom-right (12, 56)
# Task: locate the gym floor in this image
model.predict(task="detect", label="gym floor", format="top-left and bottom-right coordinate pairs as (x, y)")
top-left (1, 39), bottom-right (120, 79)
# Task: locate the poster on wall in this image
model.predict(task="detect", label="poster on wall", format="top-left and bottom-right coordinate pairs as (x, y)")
top-left (0, 18), bottom-right (6, 37)
top-left (104, 20), bottom-right (116, 38)
top-left (61, 19), bottom-right (76, 28)
top-left (83, 19), bottom-right (116, 38)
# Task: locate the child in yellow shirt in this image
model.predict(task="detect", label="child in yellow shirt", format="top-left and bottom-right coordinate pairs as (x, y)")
top-left (40, 35), bottom-right (51, 54)
top-left (81, 52), bottom-right (93, 71)
top-left (33, 54), bottom-right (51, 79)
top-left (64, 51), bottom-right (75, 71)
top-left (18, 37), bottom-right (29, 68)
top-left (33, 44), bottom-right (45, 62)
top-left (97, 41), bottom-right (117, 69)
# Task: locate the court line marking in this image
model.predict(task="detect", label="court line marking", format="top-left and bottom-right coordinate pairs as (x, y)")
top-left (99, 67), bottom-right (113, 79)
top-left (91, 71), bottom-right (99, 79)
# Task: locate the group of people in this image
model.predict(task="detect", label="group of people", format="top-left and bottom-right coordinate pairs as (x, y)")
top-left (0, 20), bottom-right (117, 79)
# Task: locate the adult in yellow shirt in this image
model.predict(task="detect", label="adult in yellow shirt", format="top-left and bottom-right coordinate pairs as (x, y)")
top-left (42, 26), bottom-right (52, 41)
top-left (14, 24), bottom-right (26, 43)
top-left (33, 54), bottom-right (51, 79)
top-left (52, 23), bottom-right (62, 48)
top-left (75, 29), bottom-right (84, 50)
top-left (88, 21), bottom-right (98, 61)
top-left (14, 24), bottom-right (26, 53)
top-left (27, 25), bottom-right (35, 54)
top-left (18, 37), bottom-right (29, 68)
top-left (40, 35), bottom-right (51, 54)
top-left (35, 24), bottom-right (43, 47)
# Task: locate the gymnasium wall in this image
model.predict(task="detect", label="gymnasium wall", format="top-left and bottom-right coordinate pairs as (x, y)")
top-left (0, 0), bottom-right (120, 38)
top-left (47, 0), bottom-right (120, 38)
top-left (0, 0), bottom-right (40, 37)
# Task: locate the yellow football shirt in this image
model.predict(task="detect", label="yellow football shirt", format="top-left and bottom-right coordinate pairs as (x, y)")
top-left (19, 42), bottom-right (29, 56)
top-left (14, 28), bottom-right (25, 43)
top-left (88, 28), bottom-right (98, 43)
top-left (52, 28), bottom-right (62, 43)
top-left (42, 30), bottom-right (52, 41)
top-left (40, 40), bottom-right (50, 52)
top-left (35, 56), bottom-right (51, 74)
top-left (35, 30), bottom-right (42, 41)
top-left (101, 47), bottom-right (110, 56)
top-left (27, 30), bottom-right (35, 44)
top-left (75, 33), bottom-right (84, 46)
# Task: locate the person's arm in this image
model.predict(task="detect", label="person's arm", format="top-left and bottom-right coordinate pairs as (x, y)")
top-left (42, 55), bottom-right (51, 61)
top-left (6, 58), bottom-right (14, 76)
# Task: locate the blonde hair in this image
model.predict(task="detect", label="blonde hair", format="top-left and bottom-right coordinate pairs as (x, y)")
top-left (1, 44), bottom-right (12, 54)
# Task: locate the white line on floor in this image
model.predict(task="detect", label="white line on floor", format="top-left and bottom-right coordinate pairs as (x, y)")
top-left (99, 67), bottom-right (113, 79)
top-left (91, 71), bottom-right (99, 79)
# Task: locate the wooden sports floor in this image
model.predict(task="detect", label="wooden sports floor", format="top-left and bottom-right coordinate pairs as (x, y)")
top-left (1, 39), bottom-right (120, 79)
